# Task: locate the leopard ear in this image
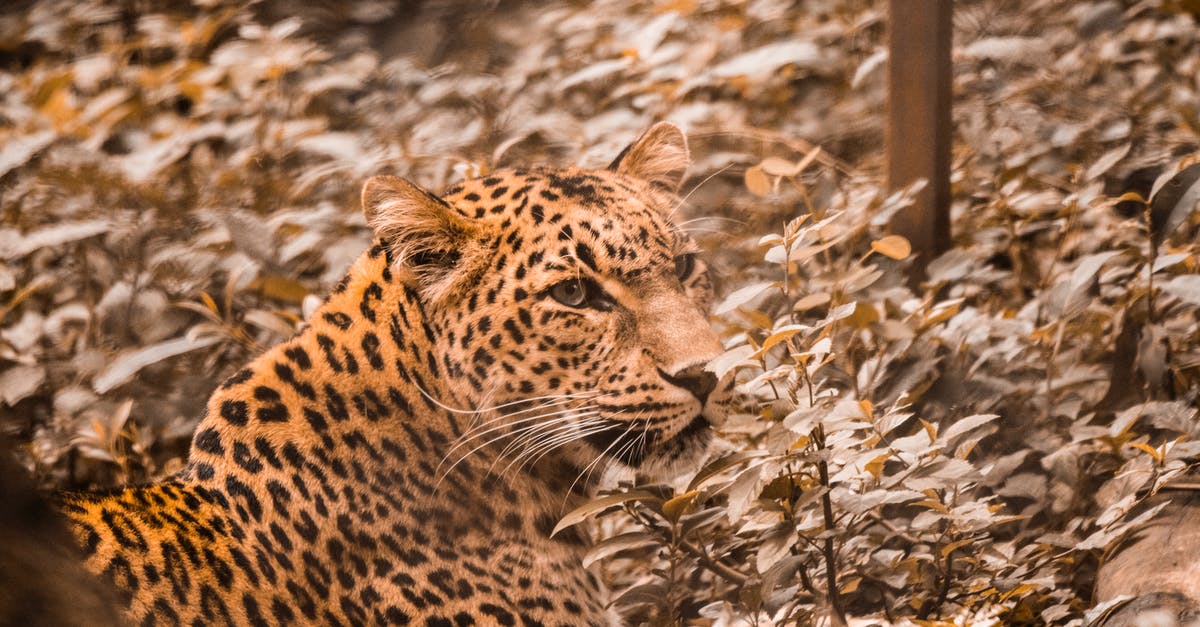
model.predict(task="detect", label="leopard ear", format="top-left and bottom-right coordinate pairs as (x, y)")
top-left (361, 175), bottom-right (481, 297)
top-left (608, 122), bottom-right (691, 193)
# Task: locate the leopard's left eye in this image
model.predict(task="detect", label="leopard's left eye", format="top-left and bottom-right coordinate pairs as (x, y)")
top-left (547, 278), bottom-right (614, 311)
top-left (673, 253), bottom-right (696, 280)
top-left (550, 279), bottom-right (588, 307)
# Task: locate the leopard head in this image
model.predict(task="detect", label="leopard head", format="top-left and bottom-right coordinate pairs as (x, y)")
top-left (361, 123), bottom-right (735, 481)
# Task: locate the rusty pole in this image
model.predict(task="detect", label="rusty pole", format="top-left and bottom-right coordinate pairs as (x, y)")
top-left (886, 0), bottom-right (953, 284)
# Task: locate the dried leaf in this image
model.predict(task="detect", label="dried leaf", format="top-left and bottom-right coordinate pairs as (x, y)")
top-left (552, 490), bottom-right (659, 537)
top-left (792, 292), bottom-right (831, 312)
top-left (118, 121), bottom-right (226, 183)
top-left (714, 281), bottom-right (776, 315)
top-left (295, 132), bottom-right (367, 163)
top-left (725, 463), bottom-right (765, 522)
top-left (629, 12), bottom-right (677, 60)
top-left (610, 582), bottom-right (669, 609)
top-left (744, 165), bottom-right (772, 196)
top-left (754, 324), bottom-right (807, 357)
top-left (581, 532), bottom-right (658, 569)
top-left (93, 335), bottom-right (222, 393)
top-left (941, 414), bottom-right (999, 443)
top-left (688, 450), bottom-right (768, 491)
top-left (705, 344), bottom-right (756, 380)
top-left (243, 309), bottom-right (296, 337)
top-left (0, 220), bottom-right (110, 260)
top-left (0, 130), bottom-right (55, 179)
top-left (1151, 253), bottom-right (1189, 273)
top-left (248, 276), bottom-right (309, 304)
top-left (851, 49), bottom-right (887, 89)
top-left (662, 490), bottom-right (700, 523)
top-left (755, 524), bottom-right (795, 574)
top-left (759, 157), bottom-right (800, 177)
top-left (1149, 162), bottom-right (1200, 249)
top-left (0, 364), bottom-right (46, 406)
top-left (560, 59), bottom-right (632, 89)
top-left (870, 235), bottom-right (912, 260)
top-left (1084, 143), bottom-right (1130, 182)
top-left (709, 40), bottom-right (823, 78)
top-left (961, 36), bottom-right (1050, 64)
top-left (1161, 275), bottom-right (1200, 305)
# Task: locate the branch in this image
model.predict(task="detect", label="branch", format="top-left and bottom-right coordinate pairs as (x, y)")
top-left (678, 540), bottom-right (750, 586)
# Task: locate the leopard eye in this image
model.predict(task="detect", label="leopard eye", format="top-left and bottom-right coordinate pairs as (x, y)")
top-left (549, 279), bottom-right (589, 308)
top-left (547, 278), bottom-right (613, 310)
top-left (673, 253), bottom-right (696, 280)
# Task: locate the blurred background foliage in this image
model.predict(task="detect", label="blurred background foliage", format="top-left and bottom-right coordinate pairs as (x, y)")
top-left (2, 0), bottom-right (1200, 623)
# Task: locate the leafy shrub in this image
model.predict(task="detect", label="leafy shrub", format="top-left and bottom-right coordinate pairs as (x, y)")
top-left (3, 0), bottom-right (1200, 623)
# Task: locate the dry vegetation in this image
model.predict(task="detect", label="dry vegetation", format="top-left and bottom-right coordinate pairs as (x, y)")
top-left (2, 0), bottom-right (1200, 624)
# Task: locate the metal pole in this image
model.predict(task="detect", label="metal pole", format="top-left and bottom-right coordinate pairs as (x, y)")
top-left (887, 0), bottom-right (953, 284)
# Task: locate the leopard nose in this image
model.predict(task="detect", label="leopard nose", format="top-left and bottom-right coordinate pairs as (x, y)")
top-left (658, 364), bottom-right (718, 404)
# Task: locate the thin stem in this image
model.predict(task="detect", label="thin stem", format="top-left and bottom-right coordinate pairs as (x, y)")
top-left (678, 539), bottom-right (750, 585)
top-left (1144, 199), bottom-right (1158, 325)
top-left (934, 551), bottom-right (954, 619)
top-left (865, 510), bottom-right (921, 544)
top-left (814, 425), bottom-right (847, 626)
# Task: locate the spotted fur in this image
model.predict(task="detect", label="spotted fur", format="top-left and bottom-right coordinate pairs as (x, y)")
top-left (61, 123), bottom-right (736, 626)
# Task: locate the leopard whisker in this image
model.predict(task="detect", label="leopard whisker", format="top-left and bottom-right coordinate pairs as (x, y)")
top-left (439, 391), bottom-right (616, 483)
top-left (586, 413), bottom-right (651, 497)
top-left (595, 425), bottom-right (643, 488)
top-left (453, 391), bottom-right (614, 447)
top-left (437, 411), bottom-right (600, 484)
top-left (593, 411), bottom-right (648, 484)
top-left (565, 416), bottom-right (641, 500)
top-left (675, 216), bottom-right (743, 228)
top-left (439, 405), bottom-right (583, 473)
top-left (674, 226), bottom-right (730, 236)
top-left (501, 394), bottom-right (618, 470)
top-left (520, 416), bottom-right (628, 476)
top-left (509, 424), bottom-right (616, 481)
top-left (451, 399), bottom-right (587, 450)
top-left (416, 383), bottom-right (597, 416)
top-left (494, 412), bottom-right (600, 464)
top-left (498, 417), bottom-right (610, 479)
top-left (675, 216), bottom-right (745, 237)
top-left (668, 162), bottom-right (735, 220)
top-left (503, 415), bottom-right (613, 473)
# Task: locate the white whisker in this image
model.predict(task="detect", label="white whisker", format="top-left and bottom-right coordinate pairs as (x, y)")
top-left (416, 382), bottom-right (596, 415)
top-left (439, 412), bottom-right (600, 483)
top-left (500, 418), bottom-right (611, 478)
top-left (669, 163), bottom-right (735, 219)
top-left (496, 413), bottom-right (601, 462)
top-left (521, 418), bottom-right (620, 474)
top-left (566, 416), bottom-right (641, 500)
top-left (448, 400), bottom-right (587, 456)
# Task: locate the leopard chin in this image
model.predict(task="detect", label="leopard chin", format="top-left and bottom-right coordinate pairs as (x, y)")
top-left (638, 415), bottom-right (715, 480)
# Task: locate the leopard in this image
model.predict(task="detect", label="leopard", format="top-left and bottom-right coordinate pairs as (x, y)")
top-left (59, 122), bottom-right (737, 626)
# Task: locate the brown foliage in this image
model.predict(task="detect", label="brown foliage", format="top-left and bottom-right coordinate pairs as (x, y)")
top-left (2, 0), bottom-right (1200, 623)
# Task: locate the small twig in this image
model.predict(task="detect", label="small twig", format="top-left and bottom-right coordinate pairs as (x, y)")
top-left (1144, 200), bottom-right (1158, 325)
top-left (815, 425), bottom-right (848, 627)
top-left (934, 551), bottom-right (954, 619)
top-left (798, 562), bottom-right (816, 595)
top-left (678, 540), bottom-right (749, 585)
top-left (690, 127), bottom-right (856, 174)
top-left (866, 510), bottom-right (921, 544)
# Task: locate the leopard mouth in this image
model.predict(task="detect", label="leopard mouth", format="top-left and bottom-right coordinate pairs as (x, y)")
top-left (584, 415), bottom-right (711, 467)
